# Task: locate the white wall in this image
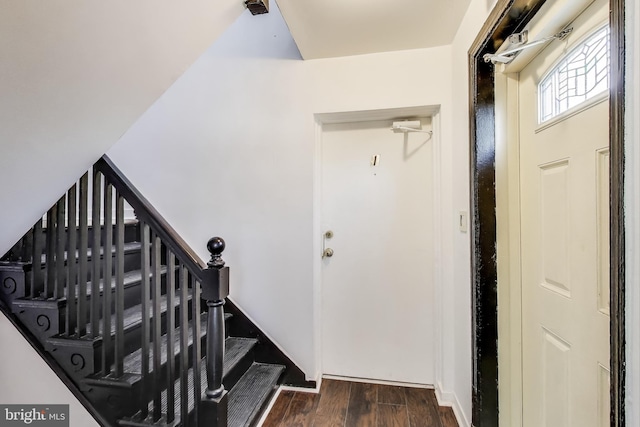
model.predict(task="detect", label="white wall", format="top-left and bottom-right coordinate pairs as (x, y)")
top-left (0, 315), bottom-right (99, 427)
top-left (626, 0), bottom-right (640, 425)
top-left (108, 0), bottom-right (463, 409)
top-left (0, 0), bottom-right (245, 256)
top-left (110, 2), bottom-right (316, 377)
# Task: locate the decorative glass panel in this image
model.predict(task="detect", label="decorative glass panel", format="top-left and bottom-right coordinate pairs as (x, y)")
top-left (538, 26), bottom-right (610, 123)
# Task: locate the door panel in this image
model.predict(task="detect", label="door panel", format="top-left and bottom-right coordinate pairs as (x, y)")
top-left (321, 119), bottom-right (434, 384)
top-left (541, 328), bottom-right (570, 426)
top-left (539, 160), bottom-right (570, 297)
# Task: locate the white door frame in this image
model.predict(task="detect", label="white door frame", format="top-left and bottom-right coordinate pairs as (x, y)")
top-left (495, 70), bottom-right (524, 427)
top-left (311, 106), bottom-right (443, 387)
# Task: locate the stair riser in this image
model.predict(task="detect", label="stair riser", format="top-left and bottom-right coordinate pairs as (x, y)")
top-left (9, 296), bottom-right (135, 344)
top-left (222, 346), bottom-right (255, 392)
top-left (28, 249), bottom-right (142, 285)
top-left (46, 337), bottom-right (102, 380)
top-left (0, 264), bottom-right (27, 306)
top-left (32, 223), bottom-right (140, 254)
top-left (138, 316), bottom-right (209, 389)
top-left (44, 299), bottom-right (197, 383)
top-left (83, 375), bottom-right (142, 426)
top-left (84, 279), bottom-right (149, 317)
top-left (84, 315), bottom-right (208, 423)
top-left (12, 298), bottom-right (65, 341)
top-left (9, 275), bottom-right (191, 350)
top-left (78, 270), bottom-right (174, 316)
top-left (116, 298), bottom-right (197, 357)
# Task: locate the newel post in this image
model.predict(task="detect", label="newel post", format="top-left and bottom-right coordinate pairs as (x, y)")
top-left (199, 237), bottom-right (230, 427)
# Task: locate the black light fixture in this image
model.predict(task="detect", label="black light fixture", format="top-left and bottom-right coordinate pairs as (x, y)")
top-left (245, 0), bottom-right (269, 15)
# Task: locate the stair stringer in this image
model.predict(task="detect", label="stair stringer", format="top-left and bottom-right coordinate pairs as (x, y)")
top-left (0, 309), bottom-right (106, 427)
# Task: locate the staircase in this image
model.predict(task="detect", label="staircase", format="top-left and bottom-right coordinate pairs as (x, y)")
top-left (0, 156), bottom-right (295, 427)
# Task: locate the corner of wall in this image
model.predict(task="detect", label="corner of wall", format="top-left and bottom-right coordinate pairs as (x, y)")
top-left (434, 381), bottom-right (472, 427)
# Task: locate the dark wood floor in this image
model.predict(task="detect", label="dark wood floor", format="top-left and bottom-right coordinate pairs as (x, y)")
top-left (262, 379), bottom-right (458, 427)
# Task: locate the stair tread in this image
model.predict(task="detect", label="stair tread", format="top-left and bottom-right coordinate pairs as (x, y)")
top-left (82, 266), bottom-right (168, 296)
top-left (224, 337), bottom-right (257, 376)
top-left (86, 290), bottom-right (192, 336)
top-left (120, 336), bottom-right (258, 423)
top-left (228, 363), bottom-right (285, 427)
top-left (122, 312), bottom-right (207, 374)
top-left (121, 310), bottom-right (256, 373)
top-left (40, 241), bottom-right (141, 264)
top-left (160, 361), bottom-right (280, 424)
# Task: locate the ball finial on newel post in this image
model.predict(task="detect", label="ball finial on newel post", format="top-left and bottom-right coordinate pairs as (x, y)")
top-left (207, 237), bottom-right (226, 268)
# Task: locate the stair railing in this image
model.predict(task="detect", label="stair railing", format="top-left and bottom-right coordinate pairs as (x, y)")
top-left (1, 155), bottom-right (229, 427)
top-left (96, 156), bottom-right (230, 426)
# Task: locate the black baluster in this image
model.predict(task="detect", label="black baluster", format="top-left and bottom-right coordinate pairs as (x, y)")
top-left (21, 228), bottom-right (33, 264)
top-left (91, 169), bottom-right (102, 338)
top-left (78, 173), bottom-right (89, 337)
top-left (54, 196), bottom-right (65, 300)
top-left (179, 265), bottom-right (190, 426)
top-left (31, 219), bottom-right (43, 298)
top-left (114, 192), bottom-right (125, 377)
top-left (166, 252), bottom-right (176, 423)
top-left (192, 273), bottom-right (201, 423)
top-left (102, 182), bottom-right (113, 375)
top-left (66, 185), bottom-right (77, 336)
top-left (45, 205), bottom-right (56, 299)
top-left (139, 222), bottom-right (151, 419)
top-left (151, 234), bottom-right (162, 421)
top-left (199, 237), bottom-right (230, 427)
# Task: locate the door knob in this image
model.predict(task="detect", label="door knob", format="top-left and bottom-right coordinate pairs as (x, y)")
top-left (323, 248), bottom-right (334, 258)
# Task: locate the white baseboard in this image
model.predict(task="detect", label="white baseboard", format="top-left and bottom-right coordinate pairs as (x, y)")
top-left (434, 381), bottom-right (471, 427)
top-left (322, 374), bottom-right (432, 389)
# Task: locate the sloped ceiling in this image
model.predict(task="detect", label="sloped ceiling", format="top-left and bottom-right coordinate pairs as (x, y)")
top-left (277, 0), bottom-right (473, 59)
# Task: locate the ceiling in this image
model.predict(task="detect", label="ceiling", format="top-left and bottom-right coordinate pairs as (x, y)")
top-left (276, 0), bottom-right (473, 60)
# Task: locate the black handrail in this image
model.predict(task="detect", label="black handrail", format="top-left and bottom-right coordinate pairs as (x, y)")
top-left (95, 156), bottom-right (208, 276)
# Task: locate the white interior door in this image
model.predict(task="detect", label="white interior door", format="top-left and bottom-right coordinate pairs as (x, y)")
top-left (518, 1), bottom-right (610, 425)
top-left (320, 118), bottom-right (434, 384)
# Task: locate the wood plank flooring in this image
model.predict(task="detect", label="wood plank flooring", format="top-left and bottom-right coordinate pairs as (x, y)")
top-left (262, 379), bottom-right (458, 427)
